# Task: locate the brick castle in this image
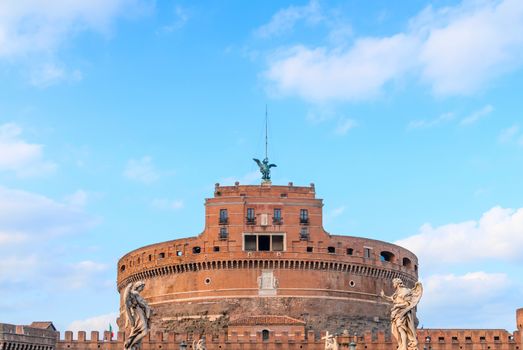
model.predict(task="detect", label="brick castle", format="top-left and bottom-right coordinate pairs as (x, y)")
top-left (2, 181), bottom-right (522, 350)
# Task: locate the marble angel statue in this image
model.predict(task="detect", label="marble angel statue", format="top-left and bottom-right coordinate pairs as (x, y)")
top-left (124, 281), bottom-right (152, 350)
top-left (381, 278), bottom-right (423, 350)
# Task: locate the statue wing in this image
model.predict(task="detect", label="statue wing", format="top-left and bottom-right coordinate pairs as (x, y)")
top-left (268, 164), bottom-right (277, 168)
top-left (253, 158), bottom-right (262, 168)
top-left (123, 283), bottom-right (135, 328)
top-left (408, 282), bottom-right (423, 310)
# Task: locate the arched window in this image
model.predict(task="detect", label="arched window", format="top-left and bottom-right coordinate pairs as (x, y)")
top-left (402, 257), bottom-right (412, 267)
top-left (380, 251), bottom-right (395, 263)
top-left (262, 329), bottom-right (270, 341)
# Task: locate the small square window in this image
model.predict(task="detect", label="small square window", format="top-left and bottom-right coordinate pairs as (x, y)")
top-left (213, 246), bottom-right (220, 252)
top-left (306, 246), bottom-right (313, 253)
top-left (364, 248), bottom-right (372, 259)
top-left (347, 248), bottom-right (353, 255)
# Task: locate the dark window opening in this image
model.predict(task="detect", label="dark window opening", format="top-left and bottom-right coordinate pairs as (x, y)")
top-left (273, 208), bottom-right (282, 224)
top-left (272, 235), bottom-right (284, 251)
top-left (219, 209), bottom-right (228, 224)
top-left (494, 337), bottom-right (500, 342)
top-left (380, 251), bottom-right (395, 262)
top-left (300, 209), bottom-right (309, 224)
top-left (192, 246), bottom-right (201, 254)
top-left (465, 337), bottom-right (472, 343)
top-left (262, 329), bottom-right (269, 342)
top-left (364, 248), bottom-right (372, 259)
top-left (158, 252), bottom-right (165, 259)
top-left (280, 193), bottom-right (287, 198)
top-left (425, 336), bottom-right (432, 343)
top-left (246, 208), bottom-right (255, 225)
top-left (120, 265), bottom-right (125, 272)
top-left (415, 264), bottom-right (418, 272)
top-left (258, 235), bottom-right (271, 251)
top-left (480, 337), bottom-right (486, 343)
top-left (403, 257), bottom-right (412, 267)
top-left (219, 227), bottom-right (228, 240)
top-left (300, 227), bottom-right (309, 240)
top-left (213, 246), bottom-right (220, 252)
top-left (306, 246), bottom-right (313, 252)
top-left (148, 254), bottom-right (152, 261)
top-left (438, 337), bottom-right (445, 343)
top-left (244, 235), bottom-right (256, 251)
top-left (452, 337), bottom-right (458, 343)
top-left (347, 248), bottom-right (354, 255)
top-left (327, 246), bottom-right (335, 254)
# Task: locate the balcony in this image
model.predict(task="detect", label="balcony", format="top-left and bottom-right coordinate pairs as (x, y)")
top-left (273, 218), bottom-right (283, 225)
top-left (246, 217), bottom-right (256, 225)
top-left (219, 231), bottom-right (228, 240)
top-left (219, 217), bottom-right (229, 225)
top-left (299, 218), bottom-right (309, 225)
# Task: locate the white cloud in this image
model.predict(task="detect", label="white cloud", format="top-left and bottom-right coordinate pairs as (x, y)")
top-left (64, 190), bottom-right (90, 208)
top-left (418, 272), bottom-right (515, 328)
top-left (499, 124), bottom-right (520, 143)
top-left (418, 0), bottom-right (523, 96)
top-left (264, 0), bottom-right (523, 101)
top-left (68, 312), bottom-right (119, 334)
top-left (0, 186), bottom-right (102, 292)
top-left (407, 112), bottom-right (454, 130)
top-left (0, 122), bottom-right (56, 177)
top-left (157, 5), bottom-right (189, 34)
top-left (123, 156), bottom-right (160, 184)
top-left (334, 118), bottom-right (357, 135)
top-left (265, 34), bottom-right (418, 102)
top-left (460, 104), bottom-right (494, 126)
top-left (60, 261), bottom-right (109, 290)
top-left (29, 63), bottom-right (83, 88)
top-left (255, 0), bottom-right (323, 39)
top-left (396, 206), bottom-right (523, 266)
top-left (0, 0), bottom-right (150, 59)
top-left (151, 198), bottom-right (184, 211)
top-left (0, 186), bottom-right (96, 237)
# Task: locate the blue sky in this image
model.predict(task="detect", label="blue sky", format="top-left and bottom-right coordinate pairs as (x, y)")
top-left (1, 0), bottom-right (523, 334)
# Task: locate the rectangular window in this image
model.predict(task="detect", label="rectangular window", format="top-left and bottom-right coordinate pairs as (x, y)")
top-left (364, 248), bottom-right (371, 259)
top-left (219, 227), bottom-right (228, 240)
top-left (219, 209), bottom-right (228, 224)
top-left (272, 235), bottom-right (284, 251)
top-left (273, 208), bottom-right (282, 224)
top-left (243, 234), bottom-right (285, 252)
top-left (300, 209), bottom-right (309, 224)
top-left (300, 227), bottom-right (309, 240)
top-left (244, 235), bottom-right (256, 251)
top-left (246, 208), bottom-right (255, 224)
top-left (258, 235), bottom-right (271, 251)
top-left (347, 248), bottom-right (354, 255)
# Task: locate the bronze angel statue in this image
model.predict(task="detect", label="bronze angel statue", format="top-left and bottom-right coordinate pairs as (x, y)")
top-left (124, 281), bottom-right (152, 350)
top-left (253, 157), bottom-right (277, 181)
top-left (381, 278), bottom-right (423, 350)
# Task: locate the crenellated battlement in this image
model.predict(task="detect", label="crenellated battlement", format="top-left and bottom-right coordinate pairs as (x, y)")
top-left (54, 328), bottom-right (522, 350)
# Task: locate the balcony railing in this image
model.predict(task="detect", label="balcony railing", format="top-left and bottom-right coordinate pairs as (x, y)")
top-left (273, 218), bottom-right (283, 225)
top-left (219, 217), bottom-right (228, 224)
top-left (246, 217), bottom-right (256, 225)
top-left (300, 218), bottom-right (309, 224)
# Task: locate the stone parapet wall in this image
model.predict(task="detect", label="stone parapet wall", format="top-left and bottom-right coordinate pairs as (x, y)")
top-left (55, 329), bottom-right (522, 350)
top-left (0, 323), bottom-right (57, 350)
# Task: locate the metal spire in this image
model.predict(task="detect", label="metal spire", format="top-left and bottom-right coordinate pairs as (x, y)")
top-left (253, 105), bottom-right (277, 183)
top-left (265, 104), bottom-right (268, 160)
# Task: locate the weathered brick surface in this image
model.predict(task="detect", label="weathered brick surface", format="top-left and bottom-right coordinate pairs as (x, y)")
top-left (116, 183), bottom-right (419, 335)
